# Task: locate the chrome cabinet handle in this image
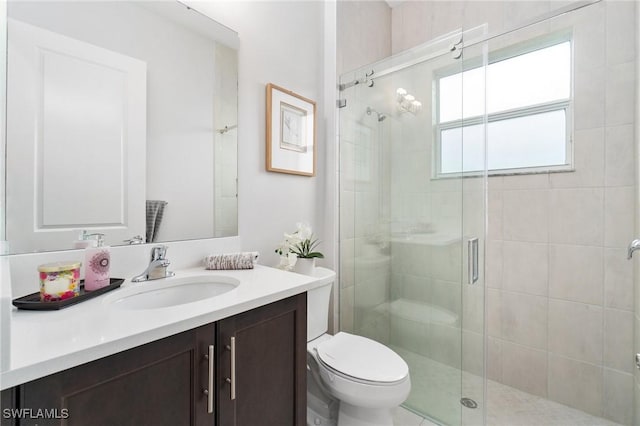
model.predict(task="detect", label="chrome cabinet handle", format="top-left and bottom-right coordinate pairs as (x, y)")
top-left (203, 345), bottom-right (214, 414)
top-left (468, 238), bottom-right (479, 285)
top-left (225, 337), bottom-right (236, 400)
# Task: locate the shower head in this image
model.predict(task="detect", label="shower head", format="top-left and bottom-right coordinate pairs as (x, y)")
top-left (366, 106), bottom-right (387, 122)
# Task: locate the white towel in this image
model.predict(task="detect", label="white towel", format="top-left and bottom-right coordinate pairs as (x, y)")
top-left (204, 252), bottom-right (259, 270)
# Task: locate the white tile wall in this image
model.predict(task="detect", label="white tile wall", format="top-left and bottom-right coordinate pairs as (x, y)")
top-left (501, 291), bottom-right (548, 350)
top-left (487, 337), bottom-right (503, 382)
top-left (604, 186), bottom-right (635, 248)
top-left (603, 368), bottom-right (635, 425)
top-left (548, 188), bottom-right (604, 246)
top-left (501, 341), bottom-right (548, 397)
top-left (548, 354), bottom-right (604, 417)
top-left (487, 288), bottom-right (502, 338)
top-left (502, 241), bottom-right (548, 296)
top-left (502, 190), bottom-right (549, 242)
top-left (574, 65), bottom-right (606, 130)
top-left (604, 248), bottom-right (634, 311)
top-left (548, 244), bottom-right (603, 305)
top-left (605, 62), bottom-right (636, 127)
top-left (605, 125), bottom-right (636, 187)
top-left (605, 0), bottom-right (636, 66)
top-left (603, 309), bottom-right (634, 373)
top-left (548, 299), bottom-right (603, 364)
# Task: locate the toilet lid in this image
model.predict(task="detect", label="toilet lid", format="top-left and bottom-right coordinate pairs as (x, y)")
top-left (316, 332), bottom-right (409, 383)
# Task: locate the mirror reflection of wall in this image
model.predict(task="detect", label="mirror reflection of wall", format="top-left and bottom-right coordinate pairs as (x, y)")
top-left (4, 1), bottom-right (238, 254)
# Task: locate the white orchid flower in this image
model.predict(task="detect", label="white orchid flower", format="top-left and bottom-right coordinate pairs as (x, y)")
top-left (284, 232), bottom-right (302, 246)
top-left (275, 223), bottom-right (324, 264)
top-left (296, 222), bottom-right (313, 241)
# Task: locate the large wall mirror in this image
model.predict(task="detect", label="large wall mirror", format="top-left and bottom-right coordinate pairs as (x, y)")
top-left (3, 1), bottom-right (238, 254)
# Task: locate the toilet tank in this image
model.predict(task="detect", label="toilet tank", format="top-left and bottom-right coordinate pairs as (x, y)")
top-left (307, 279), bottom-right (333, 341)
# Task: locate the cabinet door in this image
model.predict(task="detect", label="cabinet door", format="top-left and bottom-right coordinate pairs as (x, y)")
top-left (1, 387), bottom-right (18, 426)
top-left (217, 294), bottom-right (307, 426)
top-left (13, 323), bottom-right (215, 426)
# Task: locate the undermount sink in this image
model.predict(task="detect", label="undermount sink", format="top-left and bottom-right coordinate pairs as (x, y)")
top-left (105, 275), bottom-right (239, 310)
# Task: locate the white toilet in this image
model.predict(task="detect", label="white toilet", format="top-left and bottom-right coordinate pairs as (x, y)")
top-left (307, 275), bottom-right (411, 426)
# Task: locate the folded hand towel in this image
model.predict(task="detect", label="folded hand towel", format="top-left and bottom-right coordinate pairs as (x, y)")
top-left (204, 252), bottom-right (259, 270)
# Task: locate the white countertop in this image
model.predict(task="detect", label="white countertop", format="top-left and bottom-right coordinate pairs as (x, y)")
top-left (1, 265), bottom-right (335, 390)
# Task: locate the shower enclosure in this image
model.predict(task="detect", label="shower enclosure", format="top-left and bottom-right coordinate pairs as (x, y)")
top-left (339, 25), bottom-right (488, 425)
top-left (339, 1), bottom-right (637, 425)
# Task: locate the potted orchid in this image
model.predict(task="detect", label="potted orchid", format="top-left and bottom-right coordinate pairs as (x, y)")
top-left (275, 223), bottom-right (324, 274)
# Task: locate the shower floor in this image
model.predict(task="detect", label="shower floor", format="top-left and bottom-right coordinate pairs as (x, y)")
top-left (391, 347), bottom-right (622, 426)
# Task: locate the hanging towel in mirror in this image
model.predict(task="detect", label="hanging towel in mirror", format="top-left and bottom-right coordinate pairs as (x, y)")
top-left (146, 200), bottom-right (168, 243)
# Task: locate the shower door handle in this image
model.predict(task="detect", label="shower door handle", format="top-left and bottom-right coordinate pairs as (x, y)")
top-left (468, 238), bottom-right (479, 285)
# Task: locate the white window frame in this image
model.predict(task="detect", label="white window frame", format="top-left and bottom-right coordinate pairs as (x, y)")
top-left (433, 31), bottom-right (574, 178)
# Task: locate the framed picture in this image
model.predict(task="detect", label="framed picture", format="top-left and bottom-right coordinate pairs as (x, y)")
top-left (266, 83), bottom-right (316, 176)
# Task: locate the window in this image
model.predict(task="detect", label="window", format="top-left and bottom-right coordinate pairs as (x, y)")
top-left (435, 34), bottom-right (572, 176)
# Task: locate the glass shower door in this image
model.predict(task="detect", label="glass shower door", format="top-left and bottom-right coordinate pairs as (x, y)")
top-left (338, 28), bottom-right (487, 426)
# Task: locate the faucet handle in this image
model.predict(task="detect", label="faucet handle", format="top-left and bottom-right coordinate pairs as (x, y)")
top-left (151, 245), bottom-right (168, 261)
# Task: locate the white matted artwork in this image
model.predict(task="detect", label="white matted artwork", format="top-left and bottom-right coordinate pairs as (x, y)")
top-left (266, 83), bottom-right (316, 176)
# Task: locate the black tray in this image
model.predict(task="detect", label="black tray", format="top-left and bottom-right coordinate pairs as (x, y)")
top-left (12, 278), bottom-right (125, 311)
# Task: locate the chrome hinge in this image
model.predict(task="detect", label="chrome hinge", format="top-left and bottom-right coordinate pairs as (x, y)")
top-left (337, 99), bottom-right (347, 108)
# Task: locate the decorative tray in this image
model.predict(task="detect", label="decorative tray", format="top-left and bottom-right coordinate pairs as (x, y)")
top-left (12, 278), bottom-right (125, 311)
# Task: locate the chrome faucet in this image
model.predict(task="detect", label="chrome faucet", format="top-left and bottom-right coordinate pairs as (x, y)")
top-left (132, 245), bottom-right (175, 282)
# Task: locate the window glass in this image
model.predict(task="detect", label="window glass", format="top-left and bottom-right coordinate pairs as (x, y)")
top-left (439, 66), bottom-right (485, 122)
top-left (436, 37), bottom-right (572, 176)
top-left (487, 110), bottom-right (567, 170)
top-left (487, 42), bottom-right (570, 114)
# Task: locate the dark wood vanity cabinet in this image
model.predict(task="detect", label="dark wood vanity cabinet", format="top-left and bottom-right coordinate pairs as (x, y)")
top-left (216, 293), bottom-right (307, 426)
top-left (2, 323), bottom-right (215, 426)
top-left (1, 293), bottom-right (307, 426)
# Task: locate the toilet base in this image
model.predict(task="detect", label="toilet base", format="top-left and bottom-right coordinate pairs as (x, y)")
top-left (337, 402), bottom-right (393, 426)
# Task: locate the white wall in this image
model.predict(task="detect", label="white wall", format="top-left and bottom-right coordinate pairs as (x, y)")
top-left (189, 1), bottom-right (332, 268)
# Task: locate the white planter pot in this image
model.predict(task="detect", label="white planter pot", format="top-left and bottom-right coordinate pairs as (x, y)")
top-left (294, 257), bottom-right (316, 275)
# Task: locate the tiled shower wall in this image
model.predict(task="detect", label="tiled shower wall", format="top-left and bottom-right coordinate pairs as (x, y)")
top-left (391, 1), bottom-right (636, 423)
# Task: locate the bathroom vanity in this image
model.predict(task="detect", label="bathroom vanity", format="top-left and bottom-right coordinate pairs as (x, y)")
top-left (0, 267), bottom-right (334, 426)
top-left (2, 295), bottom-right (305, 426)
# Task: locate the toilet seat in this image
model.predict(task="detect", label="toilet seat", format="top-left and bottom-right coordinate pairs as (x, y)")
top-left (315, 332), bottom-right (409, 384)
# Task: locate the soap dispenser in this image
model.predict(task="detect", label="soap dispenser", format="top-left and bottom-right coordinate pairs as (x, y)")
top-left (84, 234), bottom-right (111, 291)
top-left (73, 230), bottom-right (99, 249)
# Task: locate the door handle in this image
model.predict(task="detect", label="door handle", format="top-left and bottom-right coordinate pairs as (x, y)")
top-left (203, 345), bottom-right (214, 414)
top-left (468, 238), bottom-right (479, 285)
top-left (225, 337), bottom-right (236, 400)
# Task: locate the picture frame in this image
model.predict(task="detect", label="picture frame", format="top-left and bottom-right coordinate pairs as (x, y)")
top-left (266, 83), bottom-right (316, 176)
